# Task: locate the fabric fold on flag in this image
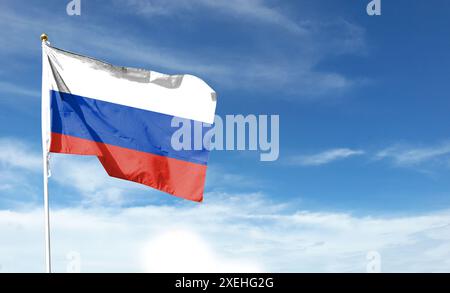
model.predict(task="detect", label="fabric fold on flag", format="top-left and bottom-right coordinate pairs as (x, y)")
top-left (42, 43), bottom-right (217, 202)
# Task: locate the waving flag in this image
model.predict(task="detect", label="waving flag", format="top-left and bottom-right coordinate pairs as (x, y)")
top-left (41, 42), bottom-right (217, 202)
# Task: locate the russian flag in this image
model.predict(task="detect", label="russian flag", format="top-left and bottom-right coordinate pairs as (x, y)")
top-left (41, 43), bottom-right (217, 202)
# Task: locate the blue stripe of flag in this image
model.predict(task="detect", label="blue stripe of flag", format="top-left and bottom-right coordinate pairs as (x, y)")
top-left (50, 90), bottom-right (209, 165)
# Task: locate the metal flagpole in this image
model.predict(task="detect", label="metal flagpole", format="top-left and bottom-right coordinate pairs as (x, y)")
top-left (41, 33), bottom-right (52, 273)
top-left (43, 146), bottom-right (51, 274)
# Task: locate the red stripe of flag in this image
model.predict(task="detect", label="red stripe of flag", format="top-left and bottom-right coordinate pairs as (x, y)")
top-left (50, 132), bottom-right (207, 202)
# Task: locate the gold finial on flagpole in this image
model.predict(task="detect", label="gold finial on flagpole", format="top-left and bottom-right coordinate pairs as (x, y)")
top-left (40, 33), bottom-right (48, 42)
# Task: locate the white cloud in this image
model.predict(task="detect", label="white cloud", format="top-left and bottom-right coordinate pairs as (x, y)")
top-left (0, 139), bottom-right (42, 206)
top-left (0, 138), bottom-right (41, 171)
top-left (1, 138), bottom-right (450, 272)
top-left (0, 138), bottom-right (262, 206)
top-left (141, 229), bottom-right (261, 273)
top-left (290, 148), bottom-right (365, 166)
top-left (0, 138), bottom-right (151, 207)
top-left (376, 142), bottom-right (450, 167)
top-left (0, 195), bottom-right (449, 272)
top-left (206, 165), bottom-right (263, 190)
top-left (49, 154), bottom-right (160, 206)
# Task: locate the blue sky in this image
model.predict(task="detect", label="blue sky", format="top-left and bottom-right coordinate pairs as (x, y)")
top-left (1, 0), bottom-right (450, 272)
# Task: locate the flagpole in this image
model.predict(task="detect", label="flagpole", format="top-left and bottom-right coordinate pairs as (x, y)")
top-left (43, 147), bottom-right (51, 274)
top-left (41, 33), bottom-right (52, 273)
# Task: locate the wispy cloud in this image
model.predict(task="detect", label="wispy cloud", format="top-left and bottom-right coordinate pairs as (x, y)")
top-left (0, 81), bottom-right (37, 98)
top-left (115, 1), bottom-right (366, 96)
top-left (0, 2), bottom-right (367, 99)
top-left (289, 148), bottom-right (365, 166)
top-left (121, 0), bottom-right (308, 34)
top-left (288, 140), bottom-right (450, 169)
top-left (376, 142), bottom-right (450, 167)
